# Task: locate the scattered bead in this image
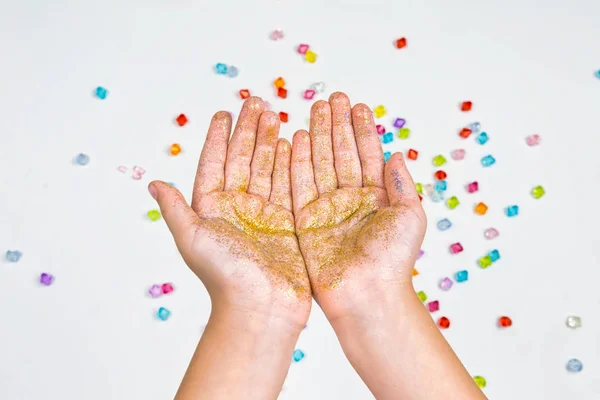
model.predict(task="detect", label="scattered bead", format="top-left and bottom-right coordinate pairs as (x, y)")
top-left (95, 86), bottom-right (108, 99)
top-left (162, 283), bottom-right (174, 294)
top-left (417, 249), bottom-right (425, 259)
top-left (473, 376), bottom-right (487, 389)
top-left (376, 125), bottom-right (386, 134)
top-left (427, 300), bottom-right (440, 312)
top-left (147, 210), bottom-right (161, 221)
top-left (479, 255), bottom-right (493, 269)
top-left (393, 118), bottom-right (406, 128)
top-left (239, 89), bottom-right (250, 99)
top-left (374, 105), bottom-right (386, 118)
top-left (415, 183), bottom-right (423, 193)
top-left (279, 112), bottom-right (288, 123)
top-left (148, 285), bottom-right (162, 298)
top-left (382, 132), bottom-right (393, 144)
top-left (456, 270), bottom-right (469, 282)
top-left (423, 184), bottom-right (434, 196)
top-left (5, 250), bottom-right (22, 263)
top-left (417, 291), bottom-right (428, 302)
top-left (133, 166), bottom-right (146, 175)
top-left (227, 66), bottom-right (239, 78)
top-left (505, 205), bottom-right (519, 217)
top-left (450, 243), bottom-right (464, 254)
top-left (398, 128), bottom-right (410, 139)
top-left (437, 218), bottom-right (452, 231)
top-left (451, 149), bottom-right (466, 160)
top-left (303, 89), bottom-right (316, 100)
top-left (215, 63), bottom-right (227, 75)
top-left (476, 132), bottom-right (489, 145)
top-left (461, 101), bottom-right (472, 112)
top-left (438, 317), bottom-right (450, 329)
top-left (481, 155), bottom-right (496, 167)
top-left (433, 155), bottom-right (447, 166)
top-left (489, 249), bottom-right (500, 262)
top-left (40, 273), bottom-right (54, 286)
top-left (270, 29), bottom-right (284, 41)
top-left (446, 196), bottom-right (460, 209)
top-left (596, 70), bottom-right (600, 79)
top-left (440, 278), bottom-right (453, 291)
top-left (176, 114), bottom-right (188, 126)
top-left (459, 128), bottom-right (472, 138)
top-left (297, 44), bottom-right (309, 54)
top-left (407, 149), bottom-right (418, 160)
top-left (532, 185), bottom-right (545, 199)
top-left (499, 316), bottom-right (512, 327)
top-left (310, 82), bottom-right (325, 93)
top-left (157, 307), bottom-right (171, 321)
top-left (305, 50), bottom-right (317, 63)
top-left (434, 180), bottom-right (447, 191)
top-left (484, 228), bottom-right (499, 239)
top-left (469, 122), bottom-right (481, 133)
top-left (277, 87), bottom-right (288, 99)
top-left (435, 170), bottom-right (447, 180)
top-left (396, 37), bottom-right (407, 48)
top-left (274, 77), bottom-right (286, 88)
top-left (117, 166), bottom-right (127, 173)
top-left (566, 359), bottom-right (583, 373)
top-left (170, 143), bottom-right (181, 156)
top-left (431, 191), bottom-right (444, 202)
top-left (75, 153), bottom-right (90, 166)
top-left (292, 349), bottom-right (305, 362)
top-left (412, 268), bottom-right (419, 276)
top-left (384, 152), bottom-right (391, 162)
top-left (132, 172), bottom-right (143, 180)
top-left (566, 316), bottom-right (582, 329)
top-left (475, 202), bottom-right (488, 215)
top-left (467, 181), bottom-right (479, 193)
top-left (526, 134), bottom-right (541, 146)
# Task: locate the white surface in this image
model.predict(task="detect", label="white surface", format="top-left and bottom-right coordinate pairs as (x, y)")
top-left (1, 0), bottom-right (599, 399)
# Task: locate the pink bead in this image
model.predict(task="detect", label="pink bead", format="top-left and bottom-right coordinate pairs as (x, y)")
top-left (451, 149), bottom-right (465, 160)
top-left (449, 243), bottom-right (464, 254)
top-left (117, 166), bottom-right (127, 173)
top-left (467, 181), bottom-right (479, 193)
top-left (526, 134), bottom-right (541, 146)
top-left (148, 284), bottom-right (162, 298)
top-left (376, 124), bottom-right (386, 135)
top-left (303, 89), bottom-right (316, 100)
top-left (270, 29), bottom-right (284, 41)
top-left (297, 44), bottom-right (309, 54)
top-left (162, 283), bottom-right (174, 294)
top-left (440, 277), bottom-right (453, 291)
top-left (427, 300), bottom-right (440, 312)
top-left (131, 172), bottom-right (143, 180)
top-left (133, 166), bottom-right (146, 174)
top-left (484, 228), bottom-right (499, 239)
top-left (417, 249), bottom-right (424, 259)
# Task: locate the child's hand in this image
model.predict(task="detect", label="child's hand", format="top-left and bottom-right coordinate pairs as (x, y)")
top-left (291, 92), bottom-right (426, 324)
top-left (149, 98), bottom-right (310, 332)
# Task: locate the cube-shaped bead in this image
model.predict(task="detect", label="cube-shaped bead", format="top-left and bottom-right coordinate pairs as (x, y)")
top-left (176, 114), bottom-right (188, 126)
top-left (215, 63), bottom-right (227, 74)
top-left (415, 183), bottom-right (423, 193)
top-left (297, 44), bottom-right (309, 54)
top-left (526, 134), bottom-right (541, 146)
top-left (382, 132), bottom-right (393, 144)
top-left (475, 202), bottom-right (488, 215)
top-left (566, 316), bottom-right (582, 329)
top-left (292, 349), bottom-right (305, 362)
top-left (566, 359), bottom-right (583, 373)
top-left (440, 278), bottom-right (453, 291)
top-left (438, 317), bottom-right (450, 329)
top-left (506, 205), bottom-right (519, 217)
top-left (40, 273), bottom-right (54, 286)
top-left (469, 122), bottom-right (481, 133)
top-left (532, 185), bottom-right (545, 199)
top-left (434, 180), bottom-right (447, 191)
top-left (476, 132), bottom-right (489, 145)
top-left (303, 89), bottom-right (316, 100)
top-left (437, 218), bottom-right (452, 231)
top-left (407, 149), bottom-right (418, 160)
top-left (374, 105), bottom-right (386, 118)
top-left (417, 291), bottom-right (427, 302)
top-left (148, 210), bottom-right (161, 221)
top-left (481, 155), bottom-right (496, 167)
top-left (393, 118), bottom-right (406, 128)
top-left (435, 170), bottom-right (447, 180)
top-left (398, 128), bottom-right (410, 139)
top-left (279, 112), bottom-right (288, 123)
top-left (148, 285), bottom-right (162, 297)
top-left (310, 81), bottom-right (325, 93)
top-left (461, 101), bottom-right (472, 111)
top-left (274, 77), bottom-right (286, 88)
top-left (170, 143), bottom-right (181, 155)
top-left (162, 283), bottom-right (174, 294)
top-left (227, 66), bottom-right (239, 78)
top-left (484, 228), bottom-right (499, 239)
top-left (456, 270), bottom-right (469, 282)
top-left (450, 243), bottom-right (464, 254)
top-left (75, 153), bottom-right (90, 165)
top-left (277, 87), bottom-right (287, 99)
top-left (459, 128), bottom-right (472, 138)
top-left (473, 376), bottom-right (487, 388)
top-left (431, 191), bottom-right (444, 202)
top-left (447, 196), bottom-right (460, 209)
top-left (6, 250), bottom-right (22, 262)
top-left (239, 89), bottom-right (250, 99)
top-left (423, 184), bottom-right (434, 196)
top-left (376, 124), bottom-right (386, 134)
top-left (451, 149), bottom-right (466, 160)
top-left (467, 181), bottom-right (479, 193)
top-left (479, 255), bottom-right (493, 268)
top-left (305, 50), bottom-right (317, 63)
top-left (157, 307), bottom-right (171, 321)
top-left (384, 152), bottom-right (391, 162)
top-left (489, 249), bottom-right (500, 262)
top-left (396, 37), bottom-right (407, 48)
top-left (433, 155), bottom-right (447, 166)
top-left (427, 300), bottom-right (440, 312)
top-left (95, 86), bottom-right (108, 99)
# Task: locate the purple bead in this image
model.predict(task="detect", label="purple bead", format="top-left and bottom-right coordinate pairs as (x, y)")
top-left (393, 118), bottom-right (406, 128)
top-left (417, 249), bottom-right (424, 259)
top-left (40, 273), bottom-right (54, 286)
top-left (440, 277), bottom-right (453, 291)
top-left (148, 284), bottom-right (162, 298)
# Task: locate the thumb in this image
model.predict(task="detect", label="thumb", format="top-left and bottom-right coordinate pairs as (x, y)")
top-left (148, 181), bottom-right (200, 252)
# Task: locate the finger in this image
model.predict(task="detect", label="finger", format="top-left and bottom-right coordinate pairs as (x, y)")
top-left (148, 181), bottom-right (200, 254)
top-left (384, 152), bottom-right (421, 206)
top-left (269, 139), bottom-right (293, 211)
top-left (291, 130), bottom-right (318, 216)
top-left (224, 97), bottom-right (265, 192)
top-left (352, 103), bottom-right (385, 188)
top-left (191, 111), bottom-right (232, 211)
top-left (247, 111), bottom-right (280, 200)
top-left (310, 100), bottom-right (338, 194)
top-left (329, 92), bottom-right (362, 188)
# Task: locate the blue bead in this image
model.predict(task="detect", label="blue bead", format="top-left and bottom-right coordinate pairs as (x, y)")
top-left (437, 218), bottom-right (452, 231)
top-left (382, 132), bottom-right (393, 144)
top-left (215, 63), bottom-right (228, 75)
top-left (469, 122), bottom-right (481, 133)
top-left (384, 151), bottom-right (391, 162)
top-left (456, 270), bottom-right (469, 282)
top-left (489, 249), bottom-right (500, 262)
top-left (431, 190), bottom-right (444, 202)
top-left (157, 307), bottom-right (171, 321)
top-left (595, 70), bottom-right (600, 79)
top-left (506, 205), bottom-right (519, 217)
top-left (167, 182), bottom-right (176, 187)
top-left (292, 349), bottom-right (305, 362)
top-left (5, 250), bottom-right (22, 263)
top-left (75, 153), bottom-right (90, 166)
top-left (95, 86), bottom-right (107, 99)
top-left (476, 132), bottom-right (489, 145)
top-left (434, 180), bottom-right (447, 191)
top-left (566, 358), bottom-right (583, 372)
top-left (481, 155), bottom-right (496, 167)
top-left (227, 65), bottom-right (239, 78)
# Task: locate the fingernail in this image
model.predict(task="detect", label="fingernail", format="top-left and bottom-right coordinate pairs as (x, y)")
top-left (148, 183), bottom-right (158, 200)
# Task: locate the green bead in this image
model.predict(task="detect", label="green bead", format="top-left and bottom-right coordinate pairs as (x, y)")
top-left (398, 128), bottom-right (410, 139)
top-left (473, 376), bottom-right (486, 388)
top-left (479, 255), bottom-right (493, 269)
top-left (433, 155), bottom-right (447, 166)
top-left (417, 290), bottom-right (427, 302)
top-left (415, 183), bottom-right (423, 194)
top-left (447, 196), bottom-right (460, 209)
top-left (147, 209), bottom-right (162, 221)
top-left (532, 185), bottom-right (545, 199)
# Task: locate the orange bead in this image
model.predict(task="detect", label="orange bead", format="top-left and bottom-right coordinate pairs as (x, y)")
top-left (438, 317), bottom-right (450, 329)
top-left (239, 89), bottom-right (250, 99)
top-left (459, 128), bottom-right (472, 138)
top-left (407, 149), bottom-right (418, 160)
top-left (176, 114), bottom-right (188, 127)
top-left (277, 87), bottom-right (287, 99)
top-left (499, 316), bottom-right (512, 327)
top-left (461, 101), bottom-right (472, 111)
top-left (170, 143), bottom-right (181, 156)
top-left (412, 268), bottom-right (419, 277)
top-left (475, 202), bottom-right (488, 215)
top-left (396, 37), bottom-right (407, 49)
top-left (274, 77), bottom-right (285, 88)
top-left (435, 170), bottom-right (447, 180)
top-left (279, 112), bottom-right (288, 123)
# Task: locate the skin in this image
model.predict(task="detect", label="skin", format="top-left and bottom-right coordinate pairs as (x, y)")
top-left (148, 98), bottom-right (310, 399)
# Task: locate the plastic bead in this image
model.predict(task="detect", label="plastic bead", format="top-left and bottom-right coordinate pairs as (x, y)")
top-left (376, 124), bottom-right (386, 134)
top-left (40, 273), bottom-right (54, 286)
top-left (499, 316), bottom-right (512, 327)
top-left (437, 218), bottom-right (452, 231)
top-left (431, 191), bottom-right (444, 202)
top-left (489, 249), bottom-right (500, 262)
top-left (417, 291), bottom-right (427, 302)
top-left (95, 86), bottom-right (108, 99)
top-left (75, 153), bottom-right (90, 166)
top-left (292, 349), bottom-right (305, 362)
top-left (384, 152), bottom-right (391, 162)
top-left (148, 285), bottom-right (162, 298)
top-left (451, 149), bottom-right (465, 160)
top-left (297, 44), bottom-right (309, 54)
top-left (374, 105), bottom-right (386, 118)
top-left (438, 317), bottom-right (450, 329)
top-left (117, 166), bottom-right (127, 173)
top-left (398, 128), bottom-right (410, 139)
top-left (596, 70), bottom-right (600, 79)
top-left (476, 132), bottom-right (489, 145)
top-left (459, 128), bottom-right (472, 138)
top-left (467, 181), bottom-right (479, 193)
top-left (440, 278), bottom-right (453, 291)
top-left (303, 89), bottom-right (316, 100)
top-left (566, 316), bottom-right (582, 329)
top-left (274, 77), bottom-right (286, 88)
top-left (427, 301), bottom-right (440, 312)
top-left (310, 82), bottom-right (325, 93)
top-left (506, 205), bottom-right (519, 217)
top-left (393, 118), bottom-right (406, 128)
top-left (215, 63), bottom-right (227, 74)
top-left (239, 89), bottom-right (250, 99)
top-left (412, 268), bottom-right (419, 277)
top-left (227, 66), bottom-right (239, 78)
top-left (526, 134), bottom-right (541, 146)
top-left (270, 29), bottom-right (284, 40)
top-left (481, 155), bottom-right (496, 167)
top-left (473, 376), bottom-right (487, 388)
top-left (305, 50), bottom-right (317, 63)
top-left (279, 112), bottom-right (288, 123)
top-left (5, 250), bottom-right (22, 263)
top-left (532, 185), bottom-right (545, 199)
top-left (277, 87), bottom-right (287, 99)
top-left (415, 183), bottom-right (423, 193)
top-left (447, 196), bottom-right (460, 209)
top-left (484, 228), bottom-right (499, 239)
top-left (433, 155), bottom-right (447, 166)
top-left (176, 114), bottom-right (188, 126)
top-left (396, 37), bottom-right (407, 48)
top-left (449, 243), bottom-right (464, 254)
top-left (566, 359), bottom-right (583, 373)
top-left (469, 122), bottom-right (481, 133)
top-left (423, 184), bottom-right (434, 196)
top-left (382, 132), bottom-right (393, 144)
top-left (170, 144), bottom-right (181, 156)
top-left (456, 270), bottom-right (469, 282)
top-left (147, 210), bottom-right (161, 221)
top-left (417, 249), bottom-right (425, 259)
top-left (435, 170), bottom-right (447, 180)
top-left (407, 149), bottom-right (418, 160)
top-left (157, 307), bottom-right (171, 321)
top-left (162, 283), bottom-right (174, 294)
top-left (434, 180), bottom-right (447, 191)
top-left (461, 101), bottom-right (472, 111)
top-left (475, 202), bottom-right (488, 215)
top-left (479, 255), bottom-right (493, 269)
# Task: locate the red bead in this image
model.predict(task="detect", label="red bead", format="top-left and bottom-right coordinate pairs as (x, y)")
top-left (438, 317), bottom-right (450, 329)
top-left (407, 149), bottom-right (418, 160)
top-left (418, 194), bottom-right (423, 201)
top-left (435, 170), bottom-right (447, 180)
top-left (499, 316), bottom-right (512, 327)
top-left (396, 37), bottom-right (407, 49)
top-left (277, 87), bottom-right (287, 99)
top-left (461, 101), bottom-right (472, 112)
top-left (459, 128), bottom-right (472, 138)
top-left (279, 112), bottom-right (288, 123)
top-left (239, 89), bottom-right (250, 99)
top-left (176, 114), bottom-right (188, 127)
top-left (161, 283), bottom-right (174, 294)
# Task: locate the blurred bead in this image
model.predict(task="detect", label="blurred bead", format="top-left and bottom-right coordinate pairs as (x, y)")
top-left (446, 196), bottom-right (460, 209)
top-left (75, 153), bottom-right (90, 165)
top-left (396, 37), bottom-right (407, 48)
top-left (417, 249), bottom-right (425, 259)
top-left (438, 317), bottom-right (450, 329)
top-left (239, 89), bottom-right (250, 99)
top-left (176, 114), bottom-right (188, 126)
top-left (133, 166), bottom-right (146, 174)
top-left (467, 181), bottom-right (479, 193)
top-left (226, 66), bottom-right (239, 78)
top-left (382, 132), bottom-right (393, 144)
top-left (310, 82), bottom-right (325, 93)
top-left (412, 268), bottom-right (419, 276)
top-left (305, 50), bottom-right (317, 63)
top-left (148, 285), bottom-right (162, 298)
top-left (596, 70), bottom-right (600, 79)
top-left (469, 122), bottom-right (481, 133)
top-left (475, 202), bottom-right (488, 215)
top-left (476, 132), bottom-right (489, 145)
top-left (461, 101), bottom-right (472, 111)
top-left (433, 155), bottom-right (447, 166)
top-left (417, 291), bottom-right (427, 302)
top-left (440, 278), bottom-right (453, 291)
top-left (117, 166), bottom-right (127, 173)
top-left (481, 155), bottom-right (496, 167)
top-left (95, 86), bottom-right (108, 99)
top-left (274, 77), bottom-right (286, 88)
top-left (434, 180), bottom-right (447, 191)
top-left (532, 185), bottom-right (545, 199)
top-left (456, 270), bottom-right (469, 282)
top-left (131, 172), bottom-right (143, 180)
top-left (489, 249), bottom-right (500, 262)
top-left (427, 300), bottom-right (440, 312)
top-left (398, 128), bottom-right (410, 139)
top-left (270, 29), bottom-right (284, 40)
top-left (566, 359), bottom-right (583, 373)
top-left (40, 273), bottom-right (54, 286)
top-left (393, 118), bottom-right (406, 128)
top-left (526, 134), bottom-right (541, 146)
top-left (479, 255), bottom-right (493, 269)
top-left (279, 112), bottom-right (288, 123)
top-left (437, 218), bottom-right (452, 231)
top-left (566, 316), bottom-right (582, 329)
top-left (499, 316), bottom-right (512, 327)
top-left (435, 170), bottom-right (447, 180)
top-left (157, 307), bottom-right (171, 321)
top-left (506, 205), bottom-right (519, 217)
top-left (162, 283), bottom-right (174, 294)
top-left (147, 210), bottom-right (161, 221)
top-left (5, 250), bottom-right (22, 263)
top-left (384, 152), bottom-right (391, 162)
top-left (374, 105), bottom-right (386, 118)
top-left (407, 149), bottom-right (418, 160)
top-left (423, 184), bottom-right (434, 196)
top-left (484, 228), bottom-right (499, 239)
top-left (473, 376), bottom-right (487, 388)
top-left (451, 149), bottom-right (466, 160)
top-left (303, 89), bottom-right (316, 100)
top-left (292, 349), bottom-right (305, 362)
top-left (170, 144), bottom-right (181, 156)
top-left (376, 124), bottom-right (386, 134)
top-left (297, 44), bottom-right (309, 54)
top-left (277, 87), bottom-right (288, 99)
top-left (449, 243), bottom-right (464, 254)
top-left (459, 128), bottom-right (472, 138)
top-left (431, 190), bottom-right (444, 202)
top-left (415, 183), bottom-right (423, 193)
top-left (215, 63), bottom-right (227, 74)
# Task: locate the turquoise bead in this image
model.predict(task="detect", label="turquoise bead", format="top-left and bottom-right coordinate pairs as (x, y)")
top-left (215, 63), bottom-right (227, 74)
top-left (382, 132), bottom-right (393, 144)
top-left (434, 180), bottom-right (447, 191)
top-left (431, 191), bottom-right (444, 202)
top-left (481, 155), bottom-right (496, 167)
top-left (456, 270), bottom-right (469, 282)
top-left (506, 205), bottom-right (519, 217)
top-left (489, 249), bottom-right (500, 262)
top-left (95, 86), bottom-right (107, 99)
top-left (292, 349), bottom-right (305, 362)
top-left (157, 307), bottom-right (171, 321)
top-left (384, 151), bottom-right (391, 162)
top-left (476, 132), bottom-right (489, 145)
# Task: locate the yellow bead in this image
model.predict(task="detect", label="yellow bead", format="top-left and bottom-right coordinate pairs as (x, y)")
top-left (305, 50), bottom-right (317, 63)
top-left (374, 105), bottom-right (386, 118)
top-left (170, 143), bottom-right (181, 156)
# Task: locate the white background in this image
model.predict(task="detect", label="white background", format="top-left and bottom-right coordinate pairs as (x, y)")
top-left (1, 0), bottom-right (599, 399)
